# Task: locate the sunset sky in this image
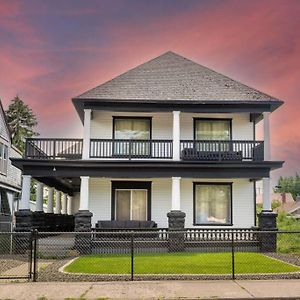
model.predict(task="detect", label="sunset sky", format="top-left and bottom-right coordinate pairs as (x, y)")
top-left (0, 0), bottom-right (299, 182)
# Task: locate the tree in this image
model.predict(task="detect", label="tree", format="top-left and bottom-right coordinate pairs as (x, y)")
top-left (5, 96), bottom-right (39, 152)
top-left (276, 173), bottom-right (300, 200)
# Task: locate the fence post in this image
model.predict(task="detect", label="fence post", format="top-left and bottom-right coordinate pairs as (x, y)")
top-left (33, 229), bottom-right (38, 282)
top-left (29, 230), bottom-right (34, 280)
top-left (131, 232), bottom-right (134, 281)
top-left (231, 231), bottom-right (235, 280)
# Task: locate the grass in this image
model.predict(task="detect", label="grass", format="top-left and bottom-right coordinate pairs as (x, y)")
top-left (257, 202), bottom-right (300, 255)
top-left (64, 252), bottom-right (300, 275)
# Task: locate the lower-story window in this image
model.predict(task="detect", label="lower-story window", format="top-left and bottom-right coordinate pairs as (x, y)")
top-left (111, 181), bottom-right (151, 221)
top-left (194, 183), bottom-right (232, 225)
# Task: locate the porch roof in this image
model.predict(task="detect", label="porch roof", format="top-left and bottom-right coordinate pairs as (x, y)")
top-left (11, 158), bottom-right (283, 194)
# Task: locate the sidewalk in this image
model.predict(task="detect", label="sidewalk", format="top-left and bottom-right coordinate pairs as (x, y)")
top-left (0, 279), bottom-right (299, 299)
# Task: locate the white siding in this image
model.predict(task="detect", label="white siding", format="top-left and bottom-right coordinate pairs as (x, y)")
top-left (88, 177), bottom-right (254, 228)
top-left (0, 142), bottom-right (22, 192)
top-left (90, 111), bottom-right (253, 141)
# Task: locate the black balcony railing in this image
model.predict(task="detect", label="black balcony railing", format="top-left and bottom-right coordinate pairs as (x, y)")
top-left (90, 139), bottom-right (173, 159)
top-left (24, 138), bottom-right (264, 161)
top-left (180, 140), bottom-right (264, 161)
top-left (25, 138), bottom-right (83, 159)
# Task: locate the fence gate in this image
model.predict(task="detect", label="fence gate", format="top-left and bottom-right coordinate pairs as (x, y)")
top-left (0, 231), bottom-right (35, 280)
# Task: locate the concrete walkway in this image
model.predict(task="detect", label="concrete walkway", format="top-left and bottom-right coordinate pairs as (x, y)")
top-left (0, 279), bottom-right (299, 299)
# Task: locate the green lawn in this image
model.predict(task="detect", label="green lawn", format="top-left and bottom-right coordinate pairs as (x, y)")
top-left (64, 252), bottom-right (300, 275)
top-left (257, 203), bottom-right (300, 255)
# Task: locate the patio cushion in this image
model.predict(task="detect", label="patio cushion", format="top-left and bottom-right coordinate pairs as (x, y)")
top-left (96, 220), bottom-right (157, 229)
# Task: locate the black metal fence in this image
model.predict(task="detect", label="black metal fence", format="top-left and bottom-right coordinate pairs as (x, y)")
top-left (1, 230), bottom-right (299, 282)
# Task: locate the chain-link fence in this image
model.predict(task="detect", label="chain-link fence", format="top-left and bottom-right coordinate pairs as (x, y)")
top-left (0, 231), bottom-right (33, 280)
top-left (1, 230), bottom-right (299, 281)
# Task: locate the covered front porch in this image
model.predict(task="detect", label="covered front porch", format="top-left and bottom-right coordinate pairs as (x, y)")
top-left (15, 173), bottom-right (273, 230)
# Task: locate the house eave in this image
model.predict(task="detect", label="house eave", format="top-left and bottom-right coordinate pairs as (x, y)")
top-left (72, 98), bottom-right (283, 123)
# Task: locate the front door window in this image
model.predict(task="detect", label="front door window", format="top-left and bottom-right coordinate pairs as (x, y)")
top-left (115, 189), bottom-right (147, 221)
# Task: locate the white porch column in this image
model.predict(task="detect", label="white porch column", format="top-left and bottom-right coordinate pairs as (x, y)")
top-left (171, 177), bottom-right (181, 210)
top-left (263, 112), bottom-right (271, 160)
top-left (82, 109), bottom-right (92, 159)
top-left (79, 176), bottom-right (90, 210)
top-left (67, 196), bottom-right (73, 215)
top-left (55, 190), bottom-right (61, 214)
top-left (36, 182), bottom-right (44, 212)
top-left (262, 177), bottom-right (272, 211)
top-left (47, 187), bottom-right (54, 213)
top-left (62, 193), bottom-right (68, 214)
top-left (172, 111), bottom-right (181, 161)
top-left (20, 175), bottom-right (31, 210)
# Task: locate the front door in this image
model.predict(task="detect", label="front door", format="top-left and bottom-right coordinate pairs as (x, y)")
top-left (115, 189), bottom-right (148, 221)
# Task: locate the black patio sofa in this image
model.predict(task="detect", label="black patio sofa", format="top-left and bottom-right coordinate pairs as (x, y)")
top-left (95, 220), bottom-right (157, 230)
top-left (94, 220), bottom-right (158, 239)
top-left (181, 148), bottom-right (243, 161)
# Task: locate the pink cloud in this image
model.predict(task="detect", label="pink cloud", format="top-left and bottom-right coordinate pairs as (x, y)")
top-left (0, 0), bottom-right (299, 177)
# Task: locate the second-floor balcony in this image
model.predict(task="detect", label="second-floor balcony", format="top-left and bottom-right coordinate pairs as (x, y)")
top-left (25, 138), bottom-right (264, 162)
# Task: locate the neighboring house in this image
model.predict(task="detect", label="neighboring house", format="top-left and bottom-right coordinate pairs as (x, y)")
top-left (0, 100), bottom-right (22, 231)
top-left (11, 52), bottom-right (283, 233)
top-left (274, 195), bottom-right (300, 218)
top-left (256, 192), bottom-right (294, 204)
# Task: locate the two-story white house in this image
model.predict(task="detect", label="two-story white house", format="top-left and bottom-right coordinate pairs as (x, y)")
top-left (12, 52), bottom-right (283, 237)
top-left (0, 100), bottom-right (22, 231)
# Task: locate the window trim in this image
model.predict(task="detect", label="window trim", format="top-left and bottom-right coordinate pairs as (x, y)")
top-left (193, 118), bottom-right (232, 141)
top-left (193, 182), bottom-right (233, 226)
top-left (111, 181), bottom-right (152, 221)
top-left (112, 116), bottom-right (152, 140)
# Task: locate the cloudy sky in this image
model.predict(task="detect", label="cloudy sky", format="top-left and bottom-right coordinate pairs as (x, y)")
top-left (0, 0), bottom-right (299, 181)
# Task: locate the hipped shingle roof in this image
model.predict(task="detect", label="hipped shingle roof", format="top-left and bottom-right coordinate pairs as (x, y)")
top-left (76, 51), bottom-right (279, 102)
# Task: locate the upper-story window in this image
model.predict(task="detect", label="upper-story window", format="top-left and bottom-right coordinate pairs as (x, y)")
top-left (0, 143), bottom-right (8, 175)
top-left (194, 119), bottom-right (231, 140)
top-left (113, 117), bottom-right (152, 157)
top-left (113, 117), bottom-right (151, 140)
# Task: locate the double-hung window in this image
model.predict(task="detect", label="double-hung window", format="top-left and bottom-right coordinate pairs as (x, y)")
top-left (194, 183), bottom-right (232, 225)
top-left (113, 117), bottom-right (151, 157)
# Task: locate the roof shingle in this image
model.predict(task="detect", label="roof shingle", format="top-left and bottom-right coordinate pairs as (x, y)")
top-left (76, 51), bottom-right (279, 102)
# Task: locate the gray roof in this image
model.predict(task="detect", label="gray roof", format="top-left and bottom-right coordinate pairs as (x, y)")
top-left (76, 51), bottom-right (279, 102)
